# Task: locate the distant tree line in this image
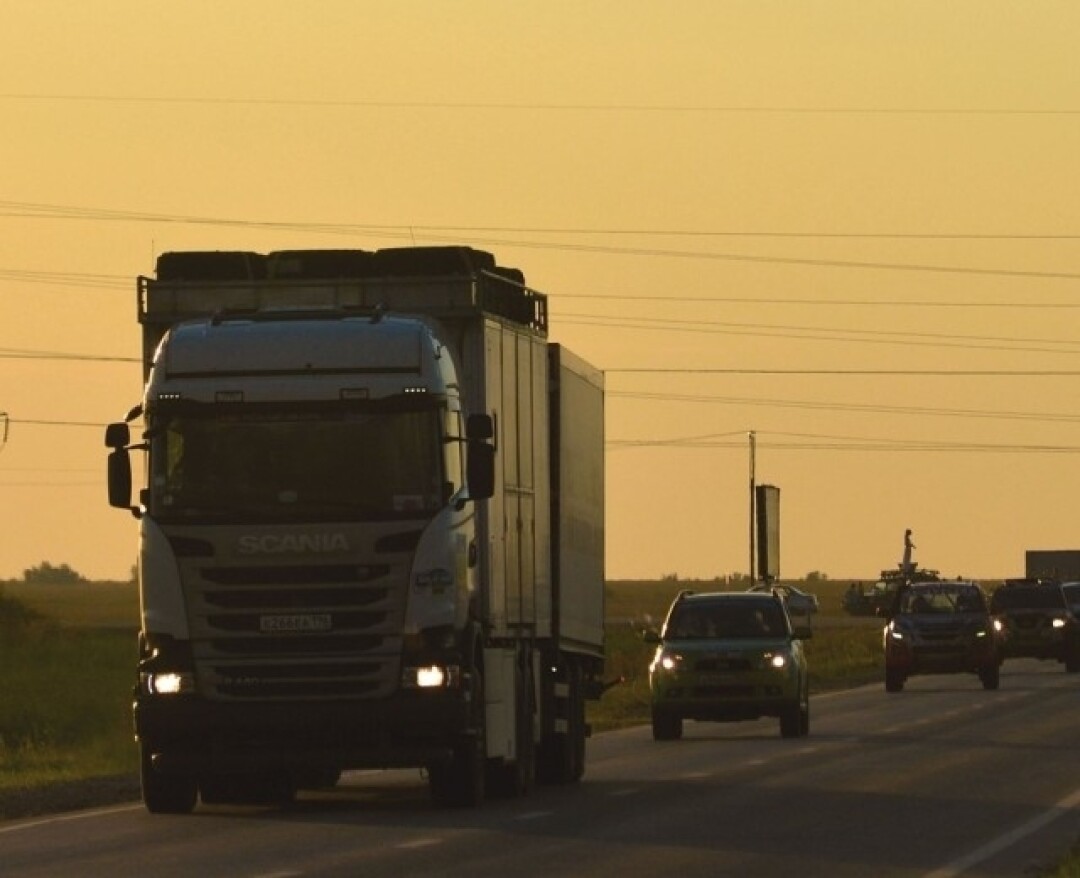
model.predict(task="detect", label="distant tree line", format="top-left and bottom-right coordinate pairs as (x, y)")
top-left (20, 561), bottom-right (89, 585)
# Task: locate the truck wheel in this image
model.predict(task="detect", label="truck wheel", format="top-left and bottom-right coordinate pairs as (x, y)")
top-left (885, 669), bottom-right (905, 693)
top-left (429, 668), bottom-right (486, 808)
top-left (140, 745), bottom-right (197, 815)
top-left (980, 665), bottom-right (1001, 690)
top-left (651, 709), bottom-right (682, 741)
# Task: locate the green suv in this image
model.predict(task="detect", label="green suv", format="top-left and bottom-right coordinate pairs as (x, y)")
top-left (645, 590), bottom-right (811, 741)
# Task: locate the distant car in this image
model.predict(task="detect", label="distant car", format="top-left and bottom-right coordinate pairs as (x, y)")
top-left (989, 579), bottom-right (1080, 672)
top-left (1061, 582), bottom-right (1080, 618)
top-left (644, 590), bottom-right (811, 741)
top-left (882, 580), bottom-right (1000, 692)
top-left (748, 583), bottom-right (819, 616)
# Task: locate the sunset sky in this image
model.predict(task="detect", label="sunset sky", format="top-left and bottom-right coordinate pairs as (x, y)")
top-left (2, 2), bottom-right (1079, 583)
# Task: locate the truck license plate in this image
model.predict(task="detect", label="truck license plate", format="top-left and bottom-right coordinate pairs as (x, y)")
top-left (259, 613), bottom-right (332, 633)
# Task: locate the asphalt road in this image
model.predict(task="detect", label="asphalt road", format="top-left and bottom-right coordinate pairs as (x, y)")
top-left (3, 659), bottom-right (1078, 877)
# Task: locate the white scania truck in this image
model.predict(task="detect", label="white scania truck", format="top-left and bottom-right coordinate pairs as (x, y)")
top-left (105, 246), bottom-right (605, 813)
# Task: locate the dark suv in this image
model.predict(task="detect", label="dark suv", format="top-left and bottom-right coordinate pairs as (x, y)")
top-left (645, 590), bottom-right (810, 740)
top-left (989, 579), bottom-right (1080, 672)
top-left (882, 580), bottom-right (1000, 692)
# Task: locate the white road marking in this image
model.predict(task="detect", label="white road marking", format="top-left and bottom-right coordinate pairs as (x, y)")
top-left (923, 786), bottom-right (1080, 878)
top-left (397, 837), bottom-right (443, 850)
top-left (0, 803), bottom-right (142, 835)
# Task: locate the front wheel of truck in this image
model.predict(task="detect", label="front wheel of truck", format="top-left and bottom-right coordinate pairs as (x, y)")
top-left (140, 745), bottom-right (197, 814)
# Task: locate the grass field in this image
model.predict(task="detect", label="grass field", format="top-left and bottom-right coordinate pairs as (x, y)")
top-left (0, 583), bottom-right (139, 791)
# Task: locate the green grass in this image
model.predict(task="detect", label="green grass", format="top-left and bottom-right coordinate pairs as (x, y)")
top-left (0, 585), bottom-right (139, 791)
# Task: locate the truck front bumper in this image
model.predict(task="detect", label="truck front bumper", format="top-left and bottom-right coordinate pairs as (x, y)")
top-left (135, 689), bottom-right (474, 775)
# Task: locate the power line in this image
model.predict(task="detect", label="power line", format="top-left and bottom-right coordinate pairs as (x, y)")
top-left (560, 313), bottom-right (1080, 355)
top-left (0, 348), bottom-right (139, 364)
top-left (6, 199), bottom-right (1080, 282)
top-left (4, 94), bottom-right (1080, 115)
top-left (558, 293), bottom-right (1080, 308)
top-left (608, 430), bottom-right (1080, 454)
top-left (610, 390), bottom-right (1080, 425)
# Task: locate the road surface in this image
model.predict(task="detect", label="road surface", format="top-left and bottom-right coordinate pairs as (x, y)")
top-left (3, 659), bottom-right (1078, 877)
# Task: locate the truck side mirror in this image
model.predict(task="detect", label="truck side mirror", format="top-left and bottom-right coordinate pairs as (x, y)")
top-left (107, 448), bottom-right (133, 509)
top-left (105, 422), bottom-right (130, 449)
top-left (466, 442), bottom-right (495, 501)
top-left (466, 413), bottom-right (493, 441)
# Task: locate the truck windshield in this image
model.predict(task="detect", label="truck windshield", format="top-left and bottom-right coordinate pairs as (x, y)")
top-left (148, 403), bottom-right (445, 523)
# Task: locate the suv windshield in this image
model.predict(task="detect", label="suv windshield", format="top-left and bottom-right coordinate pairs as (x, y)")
top-left (665, 601), bottom-right (787, 639)
top-left (990, 587), bottom-right (1064, 612)
top-left (148, 402), bottom-right (445, 523)
top-left (899, 584), bottom-right (985, 615)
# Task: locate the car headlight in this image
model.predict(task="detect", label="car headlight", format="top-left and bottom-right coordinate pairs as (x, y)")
top-left (1052, 617), bottom-right (1067, 629)
top-left (651, 650), bottom-right (683, 673)
top-left (992, 618), bottom-right (1005, 632)
top-left (766, 653), bottom-right (788, 669)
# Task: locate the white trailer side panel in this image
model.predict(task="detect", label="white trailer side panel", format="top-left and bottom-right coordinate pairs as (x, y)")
top-left (475, 319), bottom-right (551, 640)
top-left (550, 345), bottom-right (605, 655)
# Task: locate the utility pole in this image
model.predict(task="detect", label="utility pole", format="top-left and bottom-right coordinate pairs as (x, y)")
top-left (748, 430), bottom-right (756, 583)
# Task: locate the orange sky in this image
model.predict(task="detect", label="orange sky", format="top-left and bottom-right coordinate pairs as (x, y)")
top-left (2, 3), bottom-right (1079, 582)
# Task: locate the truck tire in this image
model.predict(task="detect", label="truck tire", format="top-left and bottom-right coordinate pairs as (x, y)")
top-left (140, 745), bottom-right (197, 815)
top-left (429, 668), bottom-right (486, 808)
top-left (651, 709), bottom-right (682, 741)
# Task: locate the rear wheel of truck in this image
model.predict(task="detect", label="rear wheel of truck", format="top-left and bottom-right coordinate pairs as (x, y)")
top-left (140, 745), bottom-right (197, 815)
top-left (651, 709), bottom-right (683, 741)
top-left (429, 668), bottom-right (486, 808)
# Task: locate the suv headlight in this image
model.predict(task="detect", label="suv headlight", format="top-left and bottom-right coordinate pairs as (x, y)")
top-left (651, 649), bottom-right (683, 673)
top-left (765, 652), bottom-right (788, 669)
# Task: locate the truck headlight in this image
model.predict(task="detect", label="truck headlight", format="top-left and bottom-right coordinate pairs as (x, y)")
top-left (403, 664), bottom-right (461, 689)
top-left (766, 653), bottom-right (788, 669)
top-left (142, 671), bottom-right (195, 695)
top-left (1052, 617), bottom-right (1066, 629)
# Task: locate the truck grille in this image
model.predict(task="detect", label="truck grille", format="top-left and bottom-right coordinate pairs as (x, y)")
top-left (182, 560), bottom-right (405, 702)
